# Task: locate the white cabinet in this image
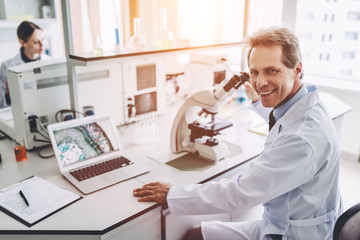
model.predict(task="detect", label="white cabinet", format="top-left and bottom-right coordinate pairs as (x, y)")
top-left (0, 0), bottom-right (56, 20)
top-left (102, 207), bottom-right (162, 240)
top-left (0, 0), bottom-right (64, 62)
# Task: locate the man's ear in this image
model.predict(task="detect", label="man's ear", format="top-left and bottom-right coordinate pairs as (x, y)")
top-left (295, 62), bottom-right (303, 78)
top-left (296, 68), bottom-right (301, 75)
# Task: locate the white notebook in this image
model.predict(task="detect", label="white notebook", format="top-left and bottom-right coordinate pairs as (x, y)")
top-left (0, 175), bottom-right (81, 227)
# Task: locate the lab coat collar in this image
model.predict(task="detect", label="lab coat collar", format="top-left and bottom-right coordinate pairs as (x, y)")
top-left (272, 84), bottom-right (309, 122)
top-left (267, 85), bottom-right (319, 136)
top-left (20, 47), bottom-right (41, 63)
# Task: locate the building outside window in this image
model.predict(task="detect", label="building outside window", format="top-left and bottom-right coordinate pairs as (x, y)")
top-left (342, 51), bottom-right (356, 60)
top-left (295, 0), bottom-right (360, 80)
top-left (345, 31), bottom-right (359, 40)
top-left (347, 11), bottom-right (360, 21)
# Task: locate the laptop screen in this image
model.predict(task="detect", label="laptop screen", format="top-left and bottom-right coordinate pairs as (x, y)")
top-left (51, 116), bottom-right (119, 167)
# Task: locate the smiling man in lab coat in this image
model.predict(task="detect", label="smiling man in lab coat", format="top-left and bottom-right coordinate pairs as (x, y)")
top-left (133, 27), bottom-right (343, 240)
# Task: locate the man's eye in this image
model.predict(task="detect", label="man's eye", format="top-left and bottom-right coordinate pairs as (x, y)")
top-left (250, 71), bottom-right (258, 76)
top-left (265, 69), bottom-right (279, 74)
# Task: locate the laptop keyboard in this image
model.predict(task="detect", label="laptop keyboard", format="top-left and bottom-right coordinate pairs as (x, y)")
top-left (70, 156), bottom-right (133, 182)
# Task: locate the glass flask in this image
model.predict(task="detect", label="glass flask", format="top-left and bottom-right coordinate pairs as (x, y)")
top-left (128, 18), bottom-right (146, 52)
top-left (94, 35), bottom-right (103, 56)
top-left (154, 8), bottom-right (173, 50)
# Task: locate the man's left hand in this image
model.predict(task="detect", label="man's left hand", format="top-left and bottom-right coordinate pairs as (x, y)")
top-left (133, 182), bottom-right (171, 206)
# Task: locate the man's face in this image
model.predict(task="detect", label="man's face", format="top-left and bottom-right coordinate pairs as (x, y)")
top-left (249, 45), bottom-right (301, 108)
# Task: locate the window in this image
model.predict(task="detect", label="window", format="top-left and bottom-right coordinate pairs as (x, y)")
top-left (339, 69), bottom-right (353, 76)
top-left (342, 51), bottom-right (356, 60)
top-left (347, 11), bottom-right (360, 21)
top-left (298, 33), bottom-right (312, 40)
top-left (299, 12), bottom-right (314, 20)
top-left (345, 32), bottom-right (359, 40)
top-left (320, 33), bottom-right (334, 42)
top-left (246, 0), bottom-right (283, 33)
top-left (177, 0), bottom-right (245, 46)
top-left (295, 0), bottom-right (360, 80)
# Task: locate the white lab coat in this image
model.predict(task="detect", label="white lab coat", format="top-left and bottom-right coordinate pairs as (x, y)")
top-left (0, 52), bottom-right (49, 108)
top-left (167, 89), bottom-right (342, 240)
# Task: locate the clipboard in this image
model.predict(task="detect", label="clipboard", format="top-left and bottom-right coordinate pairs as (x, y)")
top-left (0, 175), bottom-right (82, 227)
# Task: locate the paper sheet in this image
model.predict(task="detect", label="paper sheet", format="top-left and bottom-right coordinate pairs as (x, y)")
top-left (248, 123), bottom-right (269, 136)
top-left (0, 175), bottom-right (81, 226)
top-left (248, 113), bottom-right (269, 136)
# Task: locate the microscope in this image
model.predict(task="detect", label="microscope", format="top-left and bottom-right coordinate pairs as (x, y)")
top-left (170, 71), bottom-right (250, 162)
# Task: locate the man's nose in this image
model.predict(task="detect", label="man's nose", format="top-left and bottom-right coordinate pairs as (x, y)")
top-left (256, 73), bottom-right (268, 89)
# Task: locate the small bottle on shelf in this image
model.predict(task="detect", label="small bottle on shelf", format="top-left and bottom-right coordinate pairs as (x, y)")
top-left (128, 18), bottom-right (146, 52)
top-left (154, 8), bottom-right (173, 50)
top-left (94, 35), bottom-right (103, 56)
top-left (41, 5), bottom-right (52, 18)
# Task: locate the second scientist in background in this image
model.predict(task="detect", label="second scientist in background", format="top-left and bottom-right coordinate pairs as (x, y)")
top-left (0, 21), bottom-right (49, 108)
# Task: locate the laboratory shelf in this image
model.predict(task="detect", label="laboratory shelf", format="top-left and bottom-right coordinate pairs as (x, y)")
top-left (68, 42), bottom-right (244, 66)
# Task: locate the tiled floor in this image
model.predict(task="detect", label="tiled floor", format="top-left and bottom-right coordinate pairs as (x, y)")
top-left (339, 157), bottom-right (360, 210)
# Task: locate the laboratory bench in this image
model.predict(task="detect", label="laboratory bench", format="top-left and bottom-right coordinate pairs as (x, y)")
top-left (0, 91), bottom-right (351, 240)
top-left (0, 104), bottom-right (266, 240)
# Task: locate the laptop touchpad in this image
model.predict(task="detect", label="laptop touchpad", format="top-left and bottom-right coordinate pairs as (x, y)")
top-left (101, 171), bottom-right (130, 184)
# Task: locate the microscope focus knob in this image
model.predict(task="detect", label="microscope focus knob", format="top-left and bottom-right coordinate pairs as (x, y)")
top-left (205, 138), bottom-right (218, 146)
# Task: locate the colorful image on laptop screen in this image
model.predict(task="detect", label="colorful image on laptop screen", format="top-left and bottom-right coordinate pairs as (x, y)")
top-left (53, 120), bottom-right (117, 167)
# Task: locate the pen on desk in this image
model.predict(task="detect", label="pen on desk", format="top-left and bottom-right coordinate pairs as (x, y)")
top-left (19, 190), bottom-right (29, 207)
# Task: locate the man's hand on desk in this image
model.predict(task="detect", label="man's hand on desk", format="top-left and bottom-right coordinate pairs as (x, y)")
top-left (133, 182), bottom-right (172, 206)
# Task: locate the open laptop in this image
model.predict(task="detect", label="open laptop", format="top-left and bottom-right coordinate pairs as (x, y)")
top-left (47, 114), bottom-right (150, 194)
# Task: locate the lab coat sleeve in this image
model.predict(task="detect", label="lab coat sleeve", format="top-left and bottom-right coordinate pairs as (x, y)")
top-left (251, 100), bottom-right (272, 122)
top-left (167, 132), bottom-right (316, 216)
top-left (0, 63), bottom-right (8, 108)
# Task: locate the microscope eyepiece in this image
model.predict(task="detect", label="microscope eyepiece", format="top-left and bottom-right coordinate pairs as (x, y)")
top-left (223, 75), bottom-right (241, 92)
top-left (241, 72), bottom-right (250, 82)
top-left (234, 72), bottom-right (250, 89)
top-left (214, 72), bottom-right (249, 101)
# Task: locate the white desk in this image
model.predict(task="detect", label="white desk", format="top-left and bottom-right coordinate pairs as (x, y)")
top-left (0, 138), bottom-right (162, 240)
top-left (0, 91), bottom-right (350, 239)
top-left (0, 103), bottom-right (266, 240)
